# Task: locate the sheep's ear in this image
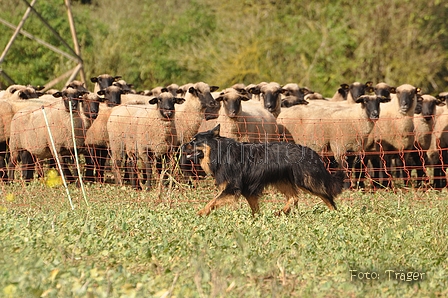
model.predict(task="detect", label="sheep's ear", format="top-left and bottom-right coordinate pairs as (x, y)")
top-left (416, 95), bottom-right (423, 103)
top-left (389, 87), bottom-right (396, 94)
top-left (416, 87), bottom-right (422, 94)
top-left (36, 91), bottom-right (45, 97)
top-left (367, 86), bottom-right (375, 94)
top-left (365, 81), bottom-right (373, 87)
top-left (211, 124), bottom-right (220, 137)
top-left (52, 91), bottom-right (62, 98)
top-left (161, 87), bottom-right (169, 93)
top-left (300, 88), bottom-right (313, 94)
top-left (240, 95), bottom-right (251, 101)
top-left (148, 97), bottom-right (159, 105)
top-left (210, 86), bottom-right (219, 92)
top-left (114, 76), bottom-right (122, 81)
top-left (215, 95), bottom-right (225, 102)
top-left (340, 83), bottom-right (349, 89)
top-left (97, 90), bottom-right (105, 96)
top-left (379, 96), bottom-right (391, 103)
top-left (249, 86), bottom-right (261, 95)
top-left (174, 98), bottom-right (185, 105)
top-left (355, 95), bottom-right (366, 104)
top-left (188, 86), bottom-right (198, 96)
top-left (90, 77), bottom-right (99, 83)
top-left (436, 95), bottom-right (446, 106)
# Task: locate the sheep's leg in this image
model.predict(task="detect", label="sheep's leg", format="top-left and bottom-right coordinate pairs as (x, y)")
top-left (143, 153), bottom-right (155, 190)
top-left (21, 151), bottom-right (35, 182)
top-left (97, 148), bottom-right (108, 183)
top-left (84, 146), bottom-right (96, 182)
top-left (110, 155), bottom-right (123, 186)
top-left (0, 141), bottom-right (8, 180)
top-left (127, 154), bottom-right (141, 190)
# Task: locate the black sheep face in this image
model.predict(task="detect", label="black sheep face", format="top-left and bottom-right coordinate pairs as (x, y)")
top-left (149, 92), bottom-right (185, 120)
top-left (90, 74), bottom-right (121, 90)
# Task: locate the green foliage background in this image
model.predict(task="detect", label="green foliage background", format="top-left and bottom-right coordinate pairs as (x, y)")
top-left (1, 0), bottom-right (448, 95)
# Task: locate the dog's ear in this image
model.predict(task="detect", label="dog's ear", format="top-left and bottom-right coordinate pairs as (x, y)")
top-left (211, 124), bottom-right (220, 137)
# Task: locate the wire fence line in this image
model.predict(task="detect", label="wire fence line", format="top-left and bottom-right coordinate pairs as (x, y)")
top-left (2, 103), bottom-right (448, 193)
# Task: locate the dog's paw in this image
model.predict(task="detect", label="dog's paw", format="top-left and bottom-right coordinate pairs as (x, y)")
top-left (197, 208), bottom-right (210, 216)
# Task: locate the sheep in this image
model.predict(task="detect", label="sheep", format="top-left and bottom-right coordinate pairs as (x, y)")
top-left (90, 74), bottom-right (121, 93)
top-left (7, 88), bottom-right (97, 182)
top-left (277, 94), bottom-right (390, 188)
top-left (84, 84), bottom-right (128, 183)
top-left (328, 81), bottom-right (373, 103)
top-left (280, 83), bottom-right (313, 107)
top-left (426, 92), bottom-right (448, 188)
top-left (175, 82), bottom-right (220, 145)
top-left (407, 94), bottom-right (445, 186)
top-left (199, 88), bottom-right (279, 142)
top-left (366, 84), bottom-right (420, 188)
top-left (83, 85), bottom-right (122, 182)
top-left (112, 79), bottom-right (135, 94)
top-left (107, 91), bottom-right (185, 188)
top-left (248, 82), bottom-right (283, 117)
top-left (1, 84), bottom-right (40, 100)
top-left (0, 101), bottom-right (14, 179)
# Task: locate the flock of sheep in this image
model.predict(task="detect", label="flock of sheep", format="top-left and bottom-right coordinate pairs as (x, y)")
top-left (1, 74), bottom-right (448, 190)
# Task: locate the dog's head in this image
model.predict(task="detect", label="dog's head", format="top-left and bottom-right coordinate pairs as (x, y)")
top-left (182, 124), bottom-right (221, 163)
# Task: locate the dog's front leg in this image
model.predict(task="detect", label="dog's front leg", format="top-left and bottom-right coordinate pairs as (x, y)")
top-left (198, 186), bottom-right (238, 216)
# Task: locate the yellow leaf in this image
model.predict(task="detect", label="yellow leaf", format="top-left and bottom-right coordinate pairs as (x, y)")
top-left (5, 193), bottom-right (14, 202)
top-left (45, 169), bottom-right (62, 188)
top-left (49, 268), bottom-right (59, 282)
top-left (2, 284), bottom-right (17, 297)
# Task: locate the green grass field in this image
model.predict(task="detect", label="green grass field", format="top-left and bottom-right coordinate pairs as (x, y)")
top-left (0, 178), bottom-right (447, 297)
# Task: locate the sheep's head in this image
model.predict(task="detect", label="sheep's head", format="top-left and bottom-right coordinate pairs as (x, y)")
top-left (186, 82), bottom-right (220, 111)
top-left (280, 83), bottom-right (311, 107)
top-left (374, 82), bottom-right (396, 101)
top-left (112, 79), bottom-right (134, 94)
top-left (251, 82), bottom-right (282, 113)
top-left (91, 74), bottom-right (121, 90)
top-left (6, 85), bottom-right (40, 99)
top-left (65, 80), bottom-right (88, 92)
top-left (215, 88), bottom-right (251, 118)
top-left (355, 95), bottom-right (391, 121)
top-left (349, 81), bottom-right (374, 101)
top-left (97, 85), bottom-right (122, 107)
top-left (395, 84), bottom-right (420, 115)
top-left (414, 94), bottom-right (443, 122)
top-left (149, 89), bottom-right (185, 120)
top-left (81, 93), bottom-right (102, 120)
top-left (54, 88), bottom-right (88, 112)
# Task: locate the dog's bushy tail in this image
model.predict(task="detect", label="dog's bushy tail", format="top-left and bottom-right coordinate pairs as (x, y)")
top-left (328, 170), bottom-right (345, 198)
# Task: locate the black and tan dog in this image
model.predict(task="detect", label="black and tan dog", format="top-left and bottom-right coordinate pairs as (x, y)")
top-left (182, 125), bottom-right (345, 216)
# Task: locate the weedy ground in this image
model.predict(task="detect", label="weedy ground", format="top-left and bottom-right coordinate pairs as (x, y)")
top-left (0, 178), bottom-right (447, 297)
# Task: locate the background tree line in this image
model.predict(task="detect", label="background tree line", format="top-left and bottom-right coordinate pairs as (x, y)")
top-left (1, 0), bottom-right (447, 96)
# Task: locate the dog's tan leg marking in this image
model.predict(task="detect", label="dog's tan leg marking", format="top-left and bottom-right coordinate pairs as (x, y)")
top-left (198, 194), bottom-right (238, 216)
top-left (244, 195), bottom-right (260, 215)
top-left (274, 182), bottom-right (299, 216)
top-left (198, 182), bottom-right (238, 216)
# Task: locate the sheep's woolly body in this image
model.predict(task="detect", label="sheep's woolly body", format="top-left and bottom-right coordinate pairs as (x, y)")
top-left (9, 100), bottom-right (89, 160)
top-left (0, 101), bottom-right (14, 143)
top-left (368, 84), bottom-right (418, 152)
top-left (277, 96), bottom-right (382, 166)
top-left (208, 89), bottom-right (279, 143)
top-left (175, 82), bottom-right (218, 145)
top-left (85, 103), bottom-right (113, 147)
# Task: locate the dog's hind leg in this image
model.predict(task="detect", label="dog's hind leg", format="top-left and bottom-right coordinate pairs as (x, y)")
top-left (274, 182), bottom-right (299, 216)
top-left (243, 195), bottom-right (260, 215)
